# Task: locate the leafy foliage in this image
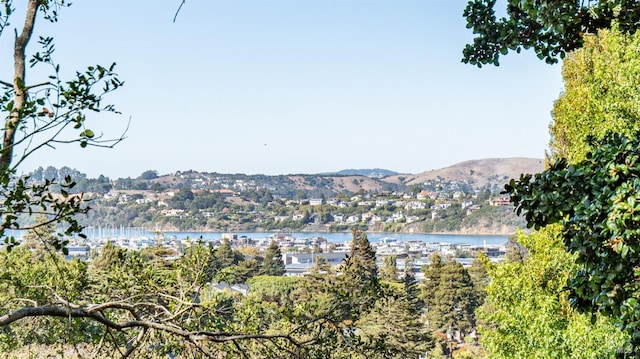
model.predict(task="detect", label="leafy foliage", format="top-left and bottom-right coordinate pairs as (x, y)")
top-left (0, 0), bottom-right (125, 252)
top-left (478, 226), bottom-right (627, 358)
top-left (462, 0), bottom-right (640, 66)
top-left (504, 132), bottom-right (640, 349)
top-left (549, 28), bottom-right (640, 163)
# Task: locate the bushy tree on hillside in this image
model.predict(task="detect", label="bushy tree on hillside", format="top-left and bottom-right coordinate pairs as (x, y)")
top-left (138, 170), bottom-right (159, 180)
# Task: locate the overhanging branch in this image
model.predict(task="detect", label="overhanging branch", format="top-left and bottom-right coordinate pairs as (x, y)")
top-left (0, 303), bottom-right (303, 346)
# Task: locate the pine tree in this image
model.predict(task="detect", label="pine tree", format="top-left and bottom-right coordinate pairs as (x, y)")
top-left (209, 238), bottom-right (246, 283)
top-left (467, 253), bottom-right (490, 307)
top-left (425, 260), bottom-right (477, 335)
top-left (261, 240), bottom-right (285, 276)
top-left (211, 238), bottom-right (243, 270)
top-left (356, 294), bottom-right (433, 358)
top-left (214, 238), bottom-right (236, 268)
top-left (336, 229), bottom-right (380, 323)
top-left (380, 255), bottom-right (399, 282)
top-left (311, 256), bottom-right (331, 275)
top-left (421, 253), bottom-right (443, 310)
top-left (403, 257), bottom-right (423, 313)
top-left (346, 228), bottom-right (377, 280)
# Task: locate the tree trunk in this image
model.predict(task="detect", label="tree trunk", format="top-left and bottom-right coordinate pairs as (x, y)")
top-left (1, 0), bottom-right (40, 171)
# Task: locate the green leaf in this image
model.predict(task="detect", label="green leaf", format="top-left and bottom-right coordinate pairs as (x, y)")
top-left (80, 129), bottom-right (95, 139)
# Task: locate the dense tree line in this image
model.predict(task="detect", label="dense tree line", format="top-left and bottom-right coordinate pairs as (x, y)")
top-left (0, 228), bottom-right (491, 358)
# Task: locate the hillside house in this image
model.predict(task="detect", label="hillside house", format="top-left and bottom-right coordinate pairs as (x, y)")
top-left (489, 197), bottom-right (511, 206)
top-left (309, 198), bottom-right (323, 206)
top-left (211, 189), bottom-right (235, 197)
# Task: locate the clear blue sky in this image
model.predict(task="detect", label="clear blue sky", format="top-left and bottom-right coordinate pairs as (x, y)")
top-left (11, 0), bottom-right (563, 178)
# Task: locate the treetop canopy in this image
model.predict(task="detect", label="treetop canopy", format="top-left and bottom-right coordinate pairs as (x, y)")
top-left (462, 0), bottom-right (640, 66)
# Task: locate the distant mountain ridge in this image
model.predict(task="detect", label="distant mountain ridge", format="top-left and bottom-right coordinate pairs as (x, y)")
top-left (320, 168), bottom-right (401, 178)
top-left (383, 157), bottom-right (545, 188)
top-left (30, 157), bottom-right (545, 197)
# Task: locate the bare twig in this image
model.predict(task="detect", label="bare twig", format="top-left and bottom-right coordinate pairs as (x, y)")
top-left (233, 340), bottom-right (249, 359)
top-left (121, 328), bottom-right (147, 359)
top-left (24, 81), bottom-right (51, 90)
top-left (173, 0), bottom-right (186, 23)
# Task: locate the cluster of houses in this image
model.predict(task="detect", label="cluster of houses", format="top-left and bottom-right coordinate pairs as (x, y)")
top-left (61, 231), bottom-right (506, 279)
top-left (99, 184), bottom-right (513, 231)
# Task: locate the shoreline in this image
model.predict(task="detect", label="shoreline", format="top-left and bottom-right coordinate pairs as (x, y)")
top-left (156, 228), bottom-right (517, 236)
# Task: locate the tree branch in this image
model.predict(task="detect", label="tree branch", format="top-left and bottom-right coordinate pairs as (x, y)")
top-left (173, 0), bottom-right (186, 23)
top-left (0, 303), bottom-right (303, 347)
top-left (2, 0), bottom-right (40, 170)
top-left (24, 81), bottom-right (51, 90)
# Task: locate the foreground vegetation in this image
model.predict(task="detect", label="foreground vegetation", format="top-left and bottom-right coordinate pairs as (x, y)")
top-left (472, 10), bottom-right (640, 358)
top-left (0, 228), bottom-right (494, 358)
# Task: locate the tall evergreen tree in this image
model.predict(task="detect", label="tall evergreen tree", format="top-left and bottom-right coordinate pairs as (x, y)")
top-left (343, 228), bottom-right (377, 281)
top-left (207, 238), bottom-right (247, 283)
top-left (403, 257), bottom-right (423, 313)
top-left (212, 238), bottom-right (243, 269)
top-left (356, 293), bottom-right (433, 359)
top-left (433, 261), bottom-right (477, 335)
top-left (421, 253), bottom-right (443, 310)
top-left (467, 253), bottom-right (490, 308)
top-left (336, 229), bottom-right (380, 324)
top-left (261, 240), bottom-right (285, 276)
top-left (380, 255), bottom-right (399, 282)
top-left (422, 256), bottom-right (477, 335)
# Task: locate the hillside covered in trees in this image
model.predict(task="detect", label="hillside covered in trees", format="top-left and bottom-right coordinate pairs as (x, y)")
top-left (23, 158), bottom-right (536, 234)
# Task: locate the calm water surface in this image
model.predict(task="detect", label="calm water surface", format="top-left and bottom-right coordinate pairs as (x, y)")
top-left (159, 231), bottom-right (508, 246)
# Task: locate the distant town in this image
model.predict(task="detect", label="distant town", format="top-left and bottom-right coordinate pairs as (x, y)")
top-left (15, 160), bottom-right (539, 277)
top-left (22, 160), bottom-right (534, 236)
top-left (61, 230), bottom-right (507, 280)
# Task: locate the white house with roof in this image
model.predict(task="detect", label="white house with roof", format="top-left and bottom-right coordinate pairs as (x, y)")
top-left (309, 198), bottom-right (323, 206)
top-left (282, 252), bottom-right (347, 276)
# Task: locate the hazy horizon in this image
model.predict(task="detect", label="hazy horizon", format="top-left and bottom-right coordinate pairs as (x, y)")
top-left (25, 156), bottom-right (544, 179)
